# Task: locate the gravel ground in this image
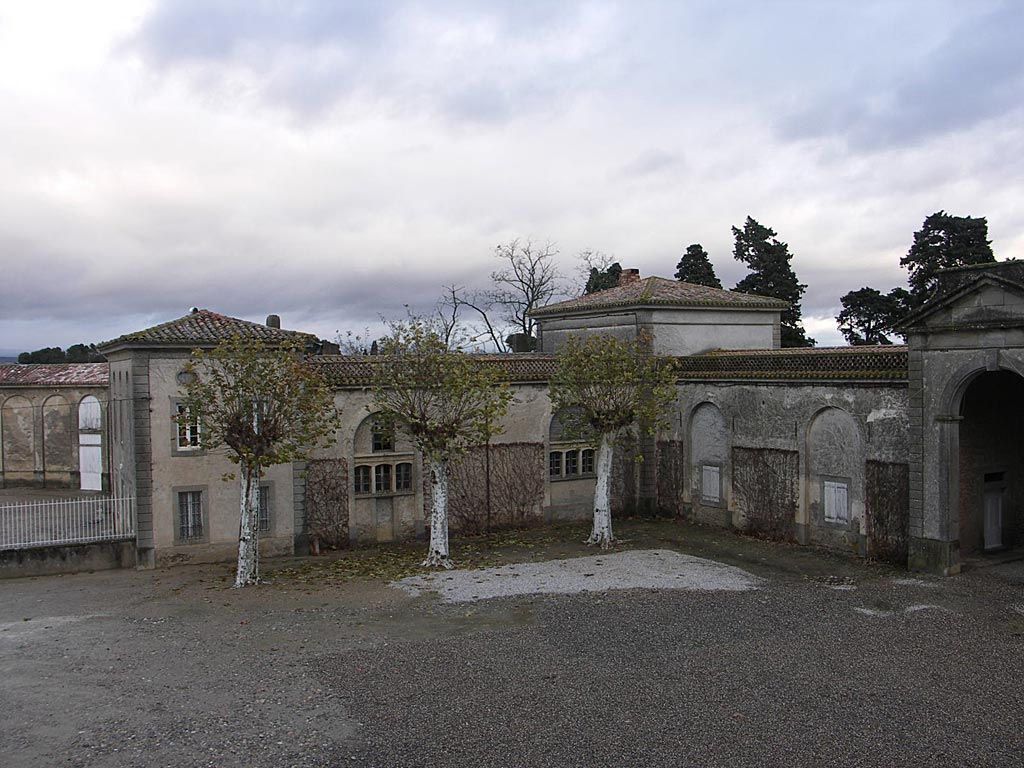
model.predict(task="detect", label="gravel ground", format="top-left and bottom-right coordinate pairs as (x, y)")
top-left (395, 549), bottom-right (761, 602)
top-left (1, 523), bottom-right (1023, 767)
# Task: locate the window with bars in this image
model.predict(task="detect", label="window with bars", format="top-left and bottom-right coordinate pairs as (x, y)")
top-left (175, 404), bottom-right (200, 450)
top-left (822, 479), bottom-right (849, 524)
top-left (564, 450), bottom-right (579, 476)
top-left (549, 451), bottom-right (562, 477)
top-left (395, 462), bottom-right (413, 492)
top-left (354, 465), bottom-right (371, 495)
top-left (374, 464), bottom-right (392, 494)
top-left (257, 485), bottom-right (271, 533)
top-left (581, 449), bottom-right (595, 474)
top-left (177, 490), bottom-right (203, 541)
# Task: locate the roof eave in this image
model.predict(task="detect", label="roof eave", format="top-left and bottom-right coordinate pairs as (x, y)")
top-left (531, 301), bottom-right (786, 319)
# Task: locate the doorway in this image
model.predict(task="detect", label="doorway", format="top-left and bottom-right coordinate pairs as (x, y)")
top-left (958, 372), bottom-right (1024, 557)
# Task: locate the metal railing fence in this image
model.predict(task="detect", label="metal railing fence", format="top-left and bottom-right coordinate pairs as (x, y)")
top-left (0, 495), bottom-right (135, 551)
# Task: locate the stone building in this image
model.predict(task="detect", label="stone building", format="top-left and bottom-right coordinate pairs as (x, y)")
top-left (1, 261), bottom-right (1019, 575)
top-left (0, 363), bottom-right (109, 490)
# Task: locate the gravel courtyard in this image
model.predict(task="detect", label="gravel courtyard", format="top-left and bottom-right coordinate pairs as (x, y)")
top-left (2, 520), bottom-right (1023, 767)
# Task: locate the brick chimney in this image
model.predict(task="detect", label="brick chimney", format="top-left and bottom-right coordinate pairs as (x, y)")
top-left (618, 268), bottom-right (640, 286)
top-left (266, 314), bottom-right (281, 329)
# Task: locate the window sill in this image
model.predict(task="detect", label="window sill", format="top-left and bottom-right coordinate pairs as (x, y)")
top-left (549, 474), bottom-right (597, 483)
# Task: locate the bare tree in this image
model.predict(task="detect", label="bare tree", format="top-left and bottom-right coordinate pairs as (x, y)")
top-left (490, 238), bottom-right (563, 338)
top-left (433, 238), bottom-right (565, 352)
top-left (437, 284), bottom-right (509, 352)
top-left (575, 249), bottom-right (617, 296)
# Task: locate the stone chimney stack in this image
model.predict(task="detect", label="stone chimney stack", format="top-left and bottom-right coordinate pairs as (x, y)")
top-left (618, 268), bottom-right (640, 286)
top-left (266, 314), bottom-right (281, 329)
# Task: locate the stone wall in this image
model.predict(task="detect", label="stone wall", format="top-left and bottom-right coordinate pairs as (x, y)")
top-left (0, 384), bottom-right (109, 489)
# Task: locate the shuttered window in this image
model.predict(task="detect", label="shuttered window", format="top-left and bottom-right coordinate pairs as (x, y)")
top-left (701, 465), bottom-right (721, 503)
top-left (823, 480), bottom-right (849, 524)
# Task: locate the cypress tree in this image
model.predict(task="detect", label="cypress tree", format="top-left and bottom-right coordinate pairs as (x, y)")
top-left (732, 216), bottom-right (814, 347)
top-left (674, 244), bottom-right (722, 288)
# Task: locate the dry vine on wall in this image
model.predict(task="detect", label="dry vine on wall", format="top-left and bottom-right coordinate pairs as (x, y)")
top-left (731, 447), bottom-right (798, 541)
top-left (304, 458), bottom-right (349, 552)
top-left (865, 460), bottom-right (909, 565)
top-left (447, 443), bottom-right (545, 534)
top-left (656, 440), bottom-right (685, 516)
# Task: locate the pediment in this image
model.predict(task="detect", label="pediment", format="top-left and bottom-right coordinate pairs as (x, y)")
top-left (902, 274), bottom-right (1024, 332)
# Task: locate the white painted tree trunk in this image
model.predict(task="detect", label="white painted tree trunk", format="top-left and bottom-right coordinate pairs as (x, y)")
top-left (587, 434), bottom-right (615, 548)
top-left (424, 459), bottom-right (453, 569)
top-left (235, 464), bottom-right (260, 587)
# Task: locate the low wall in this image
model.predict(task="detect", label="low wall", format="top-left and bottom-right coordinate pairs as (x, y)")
top-left (0, 540), bottom-right (137, 579)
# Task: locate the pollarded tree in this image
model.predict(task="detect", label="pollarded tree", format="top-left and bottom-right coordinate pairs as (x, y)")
top-left (550, 333), bottom-right (677, 548)
top-left (901, 210), bottom-right (993, 308)
top-left (372, 320), bottom-right (512, 568)
top-left (732, 216), bottom-right (815, 347)
top-left (675, 243), bottom-right (722, 288)
top-left (178, 335), bottom-right (341, 587)
top-left (836, 287), bottom-right (911, 345)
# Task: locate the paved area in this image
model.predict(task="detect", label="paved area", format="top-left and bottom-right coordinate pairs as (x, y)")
top-left (1, 521), bottom-right (1023, 767)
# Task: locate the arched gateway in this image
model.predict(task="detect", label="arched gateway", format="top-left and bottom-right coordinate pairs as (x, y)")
top-left (904, 261), bottom-right (1024, 573)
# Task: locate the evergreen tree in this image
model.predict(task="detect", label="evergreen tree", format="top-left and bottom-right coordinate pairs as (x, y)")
top-left (901, 210), bottom-right (993, 308)
top-left (836, 287), bottom-right (911, 345)
top-left (585, 262), bottom-right (622, 294)
top-left (674, 244), bottom-right (721, 288)
top-left (731, 216), bottom-right (814, 347)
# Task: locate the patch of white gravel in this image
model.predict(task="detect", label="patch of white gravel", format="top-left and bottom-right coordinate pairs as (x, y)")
top-left (392, 549), bottom-right (761, 603)
top-left (891, 578), bottom-right (938, 588)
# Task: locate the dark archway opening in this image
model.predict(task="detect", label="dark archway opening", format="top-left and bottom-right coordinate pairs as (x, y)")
top-left (958, 370), bottom-right (1024, 557)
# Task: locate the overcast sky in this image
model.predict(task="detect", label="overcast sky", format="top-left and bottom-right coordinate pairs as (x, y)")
top-left (2, 0), bottom-right (1023, 354)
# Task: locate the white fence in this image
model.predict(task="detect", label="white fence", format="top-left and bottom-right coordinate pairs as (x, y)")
top-left (0, 495), bottom-right (135, 551)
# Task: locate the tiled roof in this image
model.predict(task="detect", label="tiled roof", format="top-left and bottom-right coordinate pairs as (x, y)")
top-left (674, 346), bottom-right (908, 381)
top-left (313, 346), bottom-right (908, 387)
top-left (530, 277), bottom-right (789, 317)
top-left (312, 355), bottom-right (558, 386)
top-left (0, 363), bottom-right (109, 387)
top-left (98, 309), bottom-right (316, 351)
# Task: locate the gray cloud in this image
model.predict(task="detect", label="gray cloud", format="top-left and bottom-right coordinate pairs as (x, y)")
top-left (776, 2), bottom-right (1024, 150)
top-left (3, 1), bottom-right (1024, 355)
top-left (128, 0), bottom-right (597, 122)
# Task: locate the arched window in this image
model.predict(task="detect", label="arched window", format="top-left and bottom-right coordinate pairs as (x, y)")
top-left (690, 402), bottom-right (728, 507)
top-left (353, 414), bottom-right (416, 496)
top-left (78, 395), bottom-right (101, 432)
top-left (548, 410), bottom-right (596, 482)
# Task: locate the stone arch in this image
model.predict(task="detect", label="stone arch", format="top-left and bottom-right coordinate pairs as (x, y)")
top-left (547, 408), bottom-right (597, 518)
top-left (805, 407), bottom-right (864, 544)
top-left (78, 395), bottom-right (102, 432)
top-left (42, 394), bottom-right (74, 477)
top-left (351, 412), bottom-right (418, 543)
top-left (955, 370), bottom-right (1024, 557)
top-left (689, 401), bottom-right (729, 523)
top-left (1, 395), bottom-right (36, 481)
